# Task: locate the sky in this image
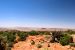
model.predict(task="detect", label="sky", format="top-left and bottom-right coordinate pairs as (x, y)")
top-left (0, 0), bottom-right (75, 28)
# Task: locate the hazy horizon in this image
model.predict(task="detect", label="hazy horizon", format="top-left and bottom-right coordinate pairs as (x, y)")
top-left (0, 0), bottom-right (75, 28)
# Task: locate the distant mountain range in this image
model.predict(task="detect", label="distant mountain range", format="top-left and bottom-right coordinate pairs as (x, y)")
top-left (0, 27), bottom-right (75, 32)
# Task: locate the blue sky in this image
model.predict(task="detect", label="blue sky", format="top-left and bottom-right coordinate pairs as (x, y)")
top-left (0, 0), bottom-right (75, 28)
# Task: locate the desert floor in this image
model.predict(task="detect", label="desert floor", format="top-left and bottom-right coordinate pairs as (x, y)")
top-left (12, 35), bottom-right (75, 50)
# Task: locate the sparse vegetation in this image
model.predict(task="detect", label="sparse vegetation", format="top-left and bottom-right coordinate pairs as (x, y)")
top-left (17, 32), bottom-right (28, 41)
top-left (69, 43), bottom-right (75, 47)
top-left (65, 30), bottom-right (75, 35)
top-left (50, 31), bottom-right (62, 42)
top-left (28, 30), bottom-right (38, 35)
top-left (59, 34), bottom-right (73, 46)
top-left (0, 31), bottom-right (17, 50)
top-left (38, 31), bottom-right (50, 35)
top-left (0, 29), bottom-right (74, 50)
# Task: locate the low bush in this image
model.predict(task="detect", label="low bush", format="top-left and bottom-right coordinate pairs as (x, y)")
top-left (7, 42), bottom-right (14, 47)
top-left (69, 43), bottom-right (75, 47)
top-left (38, 31), bottom-right (45, 35)
top-left (28, 31), bottom-right (38, 35)
top-left (38, 31), bottom-right (50, 35)
top-left (17, 32), bottom-right (28, 41)
top-left (65, 30), bottom-right (75, 35)
top-left (0, 35), bottom-right (7, 50)
top-left (0, 31), bottom-right (17, 50)
top-left (7, 33), bottom-right (16, 42)
top-left (59, 34), bottom-right (73, 46)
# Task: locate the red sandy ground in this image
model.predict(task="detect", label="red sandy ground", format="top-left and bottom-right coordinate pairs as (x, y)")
top-left (12, 35), bottom-right (75, 50)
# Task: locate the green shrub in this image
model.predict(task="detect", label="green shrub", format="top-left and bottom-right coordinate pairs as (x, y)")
top-left (7, 42), bottom-right (14, 47)
top-left (38, 31), bottom-right (50, 35)
top-left (7, 33), bottom-right (16, 42)
top-left (59, 35), bottom-right (73, 46)
top-left (0, 31), bottom-right (16, 42)
top-left (65, 30), bottom-right (75, 35)
top-left (28, 31), bottom-right (38, 35)
top-left (2, 31), bottom-right (8, 36)
top-left (17, 32), bottom-right (28, 41)
top-left (0, 31), bottom-right (3, 35)
top-left (38, 31), bottom-right (45, 35)
top-left (69, 43), bottom-right (75, 47)
top-left (0, 35), bottom-right (6, 50)
top-left (0, 31), bottom-right (18, 50)
top-left (43, 32), bottom-right (50, 35)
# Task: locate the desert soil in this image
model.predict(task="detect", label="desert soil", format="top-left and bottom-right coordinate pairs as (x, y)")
top-left (12, 35), bottom-right (75, 50)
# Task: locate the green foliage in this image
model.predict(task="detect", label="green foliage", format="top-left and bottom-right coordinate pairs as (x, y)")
top-left (1, 32), bottom-right (8, 36)
top-left (43, 32), bottom-right (50, 35)
top-left (69, 43), bottom-right (75, 47)
top-left (0, 35), bottom-right (6, 50)
top-left (0, 31), bottom-right (16, 42)
top-left (0, 30), bottom-right (74, 50)
top-left (7, 42), bottom-right (14, 47)
top-left (38, 31), bottom-right (50, 35)
top-left (7, 33), bottom-right (16, 42)
top-left (59, 34), bottom-right (73, 46)
top-left (28, 31), bottom-right (38, 35)
top-left (17, 32), bottom-right (28, 41)
top-left (65, 30), bottom-right (75, 35)
top-left (0, 31), bottom-right (17, 50)
top-left (38, 31), bottom-right (45, 35)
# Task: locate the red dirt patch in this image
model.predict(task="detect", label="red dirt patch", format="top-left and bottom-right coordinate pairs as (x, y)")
top-left (12, 36), bottom-right (75, 50)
